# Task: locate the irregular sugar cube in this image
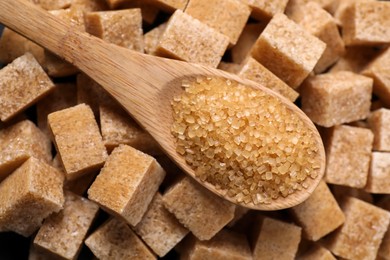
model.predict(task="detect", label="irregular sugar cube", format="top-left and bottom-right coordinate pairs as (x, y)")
top-left (368, 108), bottom-right (390, 151)
top-left (133, 193), bottom-right (189, 257)
top-left (252, 216), bottom-right (302, 260)
top-left (85, 9), bottom-right (144, 52)
top-left (237, 57), bottom-right (299, 102)
top-left (88, 144), bottom-right (165, 226)
top-left (286, 0), bottom-right (338, 15)
top-left (330, 45), bottom-right (381, 74)
top-left (342, 1), bottom-right (390, 46)
top-left (144, 23), bottom-right (167, 55)
top-left (37, 83), bottom-right (77, 139)
top-left (227, 206), bottom-right (250, 227)
top-left (100, 103), bottom-right (160, 155)
top-left (0, 157), bottom-right (65, 237)
top-left (299, 244), bottom-right (336, 260)
top-left (184, 0), bottom-right (250, 45)
top-left (0, 28), bottom-right (45, 66)
top-left (326, 197), bottom-right (390, 260)
top-left (0, 120), bottom-right (52, 181)
top-left (363, 48), bottom-right (390, 106)
top-left (181, 230), bottom-right (252, 260)
top-left (36, 0), bottom-right (72, 10)
top-left (301, 71), bottom-right (373, 127)
top-left (377, 196), bottom-right (390, 260)
top-left (230, 23), bottom-right (264, 64)
top-left (155, 10), bottom-right (229, 68)
top-left (147, 0), bottom-right (188, 12)
top-left (331, 184), bottom-right (373, 204)
top-left (77, 73), bottom-right (112, 119)
top-left (85, 218), bottom-right (156, 260)
top-left (243, 0), bottom-right (289, 21)
top-left (104, 0), bottom-right (126, 9)
top-left (290, 181), bottom-right (345, 241)
top-left (333, 0), bottom-right (374, 25)
top-left (365, 152), bottom-right (390, 194)
top-left (251, 13), bottom-right (326, 88)
top-left (0, 53), bottom-right (55, 121)
top-left (162, 177), bottom-right (235, 240)
top-left (48, 103), bottom-right (108, 180)
top-left (324, 125), bottom-right (373, 188)
top-left (289, 2), bottom-right (345, 73)
top-left (33, 192), bottom-right (99, 260)
top-left (72, 0), bottom-right (109, 11)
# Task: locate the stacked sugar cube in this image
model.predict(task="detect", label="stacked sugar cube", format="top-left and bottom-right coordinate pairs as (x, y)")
top-left (1, 0), bottom-right (390, 259)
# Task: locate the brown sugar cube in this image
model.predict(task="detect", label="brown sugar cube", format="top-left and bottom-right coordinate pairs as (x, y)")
top-left (324, 125), bottom-right (373, 188)
top-left (251, 13), bottom-right (326, 89)
top-left (330, 45), bottom-right (381, 74)
top-left (37, 83), bottom-right (77, 138)
top-left (51, 154), bottom-right (97, 196)
top-left (88, 144), bottom-right (165, 226)
top-left (377, 196), bottom-right (390, 260)
top-left (217, 62), bottom-right (242, 73)
top-left (0, 120), bottom-right (52, 181)
top-left (100, 102), bottom-right (161, 155)
top-left (0, 157), bottom-right (65, 237)
top-left (0, 28), bottom-right (45, 66)
top-left (148, 0), bottom-right (188, 12)
top-left (301, 71), bottom-right (373, 127)
top-left (155, 10), bottom-right (229, 68)
top-left (48, 103), bottom-right (108, 180)
top-left (365, 152), bottom-right (390, 194)
top-left (34, 192), bottom-right (99, 260)
top-left (77, 73), bottom-right (112, 119)
top-left (85, 218), bottom-right (156, 260)
top-left (238, 57), bottom-right (299, 102)
top-left (29, 244), bottom-right (52, 260)
top-left (0, 53), bottom-right (55, 122)
top-left (331, 185), bottom-right (373, 204)
top-left (184, 0), bottom-right (250, 45)
top-left (104, 0), bottom-right (126, 9)
top-left (242, 0), bottom-right (289, 21)
top-left (85, 9), bottom-right (144, 52)
top-left (144, 23), bottom-right (167, 55)
top-left (286, 0), bottom-right (338, 15)
top-left (290, 181), bottom-right (345, 241)
top-left (231, 23), bottom-right (264, 64)
top-left (333, 0), bottom-right (375, 26)
top-left (133, 193), bottom-right (189, 257)
top-left (289, 2), bottom-right (345, 73)
top-left (71, 0), bottom-right (108, 11)
top-left (139, 3), bottom-right (160, 25)
top-left (363, 48), bottom-right (390, 106)
top-left (368, 108), bottom-right (390, 151)
top-left (342, 1), bottom-right (390, 46)
top-left (227, 206), bottom-right (250, 227)
top-left (299, 244), bottom-right (336, 260)
top-left (37, 0), bottom-right (72, 10)
top-left (181, 230), bottom-right (252, 260)
top-left (162, 177), bottom-right (235, 240)
top-left (252, 216), bottom-right (302, 260)
top-left (326, 197), bottom-right (390, 260)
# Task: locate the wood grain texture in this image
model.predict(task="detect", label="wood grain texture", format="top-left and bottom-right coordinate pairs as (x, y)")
top-left (0, 0), bottom-right (325, 210)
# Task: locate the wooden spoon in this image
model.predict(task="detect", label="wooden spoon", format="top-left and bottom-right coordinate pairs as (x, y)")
top-left (0, 0), bottom-right (325, 210)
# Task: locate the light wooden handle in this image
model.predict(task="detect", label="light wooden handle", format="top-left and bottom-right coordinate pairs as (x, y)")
top-left (0, 0), bottom-right (76, 61)
top-left (0, 0), bottom-right (163, 112)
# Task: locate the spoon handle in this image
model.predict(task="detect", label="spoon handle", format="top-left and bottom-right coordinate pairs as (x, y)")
top-left (0, 0), bottom-right (173, 120)
top-left (0, 0), bottom-right (70, 58)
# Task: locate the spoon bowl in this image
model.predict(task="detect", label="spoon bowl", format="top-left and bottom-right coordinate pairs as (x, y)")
top-left (0, 0), bottom-right (325, 210)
